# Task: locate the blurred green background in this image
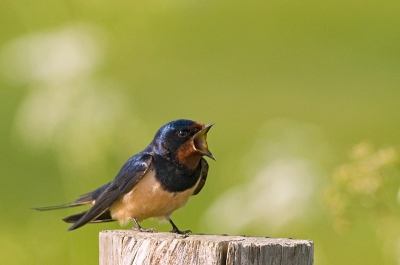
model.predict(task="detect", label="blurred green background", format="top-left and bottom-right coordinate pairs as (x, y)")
top-left (1, 0), bottom-right (400, 264)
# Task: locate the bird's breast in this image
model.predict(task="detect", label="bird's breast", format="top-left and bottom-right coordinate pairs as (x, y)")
top-left (109, 167), bottom-right (200, 225)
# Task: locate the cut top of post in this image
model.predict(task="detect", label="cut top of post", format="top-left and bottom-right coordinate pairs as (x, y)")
top-left (100, 230), bottom-right (313, 265)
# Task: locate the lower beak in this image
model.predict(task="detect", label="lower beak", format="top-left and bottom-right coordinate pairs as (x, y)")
top-left (193, 123), bottom-right (215, 160)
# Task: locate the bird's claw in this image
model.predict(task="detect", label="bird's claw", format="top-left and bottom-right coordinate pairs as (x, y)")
top-left (132, 227), bottom-right (157, 233)
top-left (171, 228), bottom-right (191, 236)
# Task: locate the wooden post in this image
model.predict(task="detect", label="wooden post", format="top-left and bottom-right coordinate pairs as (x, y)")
top-left (99, 230), bottom-right (313, 265)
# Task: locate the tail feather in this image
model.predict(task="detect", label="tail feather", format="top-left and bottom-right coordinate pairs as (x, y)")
top-left (63, 210), bottom-right (114, 224)
top-left (33, 182), bottom-right (111, 211)
top-left (33, 182), bottom-right (114, 230)
top-left (32, 201), bottom-right (90, 211)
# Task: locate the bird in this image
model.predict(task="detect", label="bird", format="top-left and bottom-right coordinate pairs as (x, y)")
top-left (34, 119), bottom-right (215, 234)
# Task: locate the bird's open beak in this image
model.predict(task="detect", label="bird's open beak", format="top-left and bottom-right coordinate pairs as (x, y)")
top-left (193, 123), bottom-right (215, 160)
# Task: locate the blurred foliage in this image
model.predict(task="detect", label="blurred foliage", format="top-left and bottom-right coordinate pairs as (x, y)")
top-left (325, 143), bottom-right (400, 263)
top-left (1, 0), bottom-right (400, 264)
top-left (325, 142), bottom-right (399, 233)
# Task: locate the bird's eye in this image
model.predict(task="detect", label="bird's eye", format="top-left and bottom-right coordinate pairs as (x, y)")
top-left (177, 130), bottom-right (188, 138)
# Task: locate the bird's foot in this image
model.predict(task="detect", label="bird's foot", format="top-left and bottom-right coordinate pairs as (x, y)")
top-left (130, 217), bottom-right (157, 233)
top-left (168, 218), bottom-right (191, 237)
top-left (131, 227), bottom-right (157, 233)
top-left (171, 228), bottom-right (191, 236)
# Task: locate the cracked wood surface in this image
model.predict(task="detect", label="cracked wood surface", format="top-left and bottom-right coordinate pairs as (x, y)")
top-left (99, 230), bottom-right (313, 265)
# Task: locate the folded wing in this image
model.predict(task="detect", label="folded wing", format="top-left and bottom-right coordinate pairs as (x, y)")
top-left (67, 154), bottom-right (153, 231)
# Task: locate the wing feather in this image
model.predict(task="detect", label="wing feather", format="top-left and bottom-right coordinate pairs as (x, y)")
top-left (192, 158), bottom-right (209, 195)
top-left (67, 154), bottom-right (153, 231)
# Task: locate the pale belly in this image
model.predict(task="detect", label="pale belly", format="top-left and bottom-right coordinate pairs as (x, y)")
top-left (109, 168), bottom-right (200, 226)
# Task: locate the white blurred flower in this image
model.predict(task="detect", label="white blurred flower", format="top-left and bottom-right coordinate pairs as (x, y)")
top-left (202, 119), bottom-right (330, 233)
top-left (1, 23), bottom-right (144, 179)
top-left (1, 22), bottom-right (104, 85)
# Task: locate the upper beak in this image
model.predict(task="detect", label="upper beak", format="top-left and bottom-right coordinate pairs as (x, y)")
top-left (193, 123), bottom-right (215, 160)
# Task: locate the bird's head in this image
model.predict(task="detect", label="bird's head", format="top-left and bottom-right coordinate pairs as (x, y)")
top-left (153, 119), bottom-right (215, 168)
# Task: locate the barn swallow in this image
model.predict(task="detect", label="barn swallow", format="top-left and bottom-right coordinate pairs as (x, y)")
top-left (34, 119), bottom-right (214, 234)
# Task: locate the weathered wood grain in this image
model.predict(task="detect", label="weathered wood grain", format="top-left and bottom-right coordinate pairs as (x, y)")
top-left (99, 230), bottom-right (313, 265)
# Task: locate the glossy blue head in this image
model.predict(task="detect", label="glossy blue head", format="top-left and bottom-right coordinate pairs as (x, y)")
top-left (152, 119), bottom-right (215, 166)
